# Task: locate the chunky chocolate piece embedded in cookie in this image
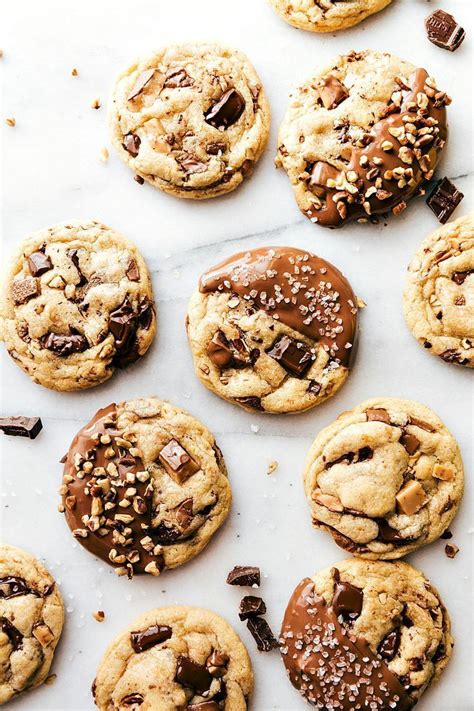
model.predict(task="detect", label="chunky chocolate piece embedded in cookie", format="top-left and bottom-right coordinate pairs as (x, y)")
top-left (0, 220), bottom-right (156, 391)
top-left (277, 50), bottom-right (450, 228)
top-left (280, 559), bottom-right (453, 709)
top-left (304, 397), bottom-right (464, 559)
top-left (60, 397), bottom-right (231, 578)
top-left (187, 246), bottom-right (359, 414)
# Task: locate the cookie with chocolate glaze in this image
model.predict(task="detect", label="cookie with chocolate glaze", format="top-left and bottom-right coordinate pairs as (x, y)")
top-left (303, 397), bottom-right (464, 559)
top-left (0, 220), bottom-right (156, 391)
top-left (0, 543), bottom-right (64, 705)
top-left (280, 559), bottom-right (453, 709)
top-left (404, 213), bottom-right (474, 367)
top-left (276, 50), bottom-right (450, 228)
top-left (109, 43), bottom-right (270, 199)
top-left (93, 605), bottom-right (253, 710)
top-left (186, 246), bottom-right (359, 414)
top-left (60, 397), bottom-right (231, 578)
top-left (269, 0), bottom-right (392, 33)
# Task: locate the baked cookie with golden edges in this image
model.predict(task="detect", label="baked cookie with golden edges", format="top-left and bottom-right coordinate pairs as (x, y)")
top-left (0, 543), bottom-right (64, 705)
top-left (280, 558), bottom-right (452, 709)
top-left (60, 397), bottom-right (231, 578)
top-left (109, 43), bottom-right (270, 199)
top-left (276, 50), bottom-right (450, 228)
top-left (93, 605), bottom-right (253, 710)
top-left (404, 212), bottom-right (473, 367)
top-left (269, 0), bottom-right (392, 33)
top-left (0, 220), bottom-right (156, 391)
top-left (303, 397), bottom-right (463, 558)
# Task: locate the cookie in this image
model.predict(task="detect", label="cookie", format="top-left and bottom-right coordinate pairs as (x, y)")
top-left (0, 543), bottom-right (64, 705)
top-left (303, 397), bottom-right (464, 559)
top-left (186, 246), bottom-right (359, 414)
top-left (280, 558), bottom-right (453, 709)
top-left (276, 50), bottom-right (450, 228)
top-left (109, 43), bottom-right (270, 199)
top-left (93, 605), bottom-right (253, 710)
top-left (404, 213), bottom-right (474, 367)
top-left (269, 0), bottom-right (392, 33)
top-left (0, 220), bottom-right (156, 391)
top-left (60, 397), bottom-right (231, 578)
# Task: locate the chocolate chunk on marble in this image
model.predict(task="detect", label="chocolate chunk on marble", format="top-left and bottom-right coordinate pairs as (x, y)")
top-left (226, 566), bottom-right (260, 587)
top-left (0, 416), bottom-right (42, 439)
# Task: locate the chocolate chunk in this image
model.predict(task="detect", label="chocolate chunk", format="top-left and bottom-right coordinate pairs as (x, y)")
top-left (67, 249), bottom-right (87, 286)
top-left (11, 277), bottom-right (39, 305)
top-left (234, 396), bottom-right (263, 411)
top-left (175, 655), bottom-right (212, 693)
top-left (441, 530), bottom-right (453, 540)
top-left (177, 153), bottom-right (207, 174)
top-left (439, 349), bottom-right (468, 365)
top-left (239, 595), bottom-right (266, 621)
top-left (357, 446), bottom-right (373, 462)
top-left (164, 68), bottom-right (193, 88)
top-left (151, 522), bottom-right (182, 545)
top-left (366, 408), bottom-right (391, 425)
top-left (226, 566), bottom-right (260, 587)
top-left (109, 299), bottom-right (139, 364)
top-left (0, 617), bottom-right (23, 650)
top-left (206, 141), bottom-right (227, 155)
top-left (445, 543), bottom-right (459, 558)
top-left (0, 576), bottom-right (39, 598)
top-left (28, 251), bottom-right (52, 277)
top-left (204, 89), bottom-right (245, 129)
top-left (400, 432), bottom-right (421, 455)
top-left (425, 10), bottom-right (466, 52)
top-left (44, 333), bottom-right (88, 356)
top-left (187, 703), bottom-right (219, 711)
top-left (206, 650), bottom-right (229, 677)
top-left (121, 694), bottom-right (144, 707)
top-left (409, 417), bottom-right (435, 433)
top-left (130, 624), bottom-right (172, 653)
top-left (315, 76), bottom-right (349, 110)
top-left (128, 69), bottom-right (155, 101)
top-left (378, 628), bottom-right (401, 661)
top-left (267, 335), bottom-right (315, 377)
top-left (427, 178), bottom-right (464, 224)
top-left (138, 297), bottom-right (154, 330)
top-left (332, 569), bottom-right (363, 619)
top-left (126, 258), bottom-right (140, 281)
top-left (452, 270), bottom-right (473, 285)
top-left (246, 616), bottom-right (278, 652)
top-left (207, 331), bottom-right (233, 367)
top-left (123, 133), bottom-right (141, 157)
top-left (175, 498), bottom-right (193, 530)
top-left (158, 439), bottom-right (200, 484)
top-left (230, 336), bottom-right (259, 368)
top-left (377, 519), bottom-right (410, 543)
top-left (0, 416), bottom-right (42, 439)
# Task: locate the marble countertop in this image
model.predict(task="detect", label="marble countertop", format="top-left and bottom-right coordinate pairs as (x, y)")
top-left (1, 0), bottom-right (473, 709)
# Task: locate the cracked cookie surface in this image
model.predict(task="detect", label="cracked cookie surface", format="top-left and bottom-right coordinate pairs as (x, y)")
top-left (93, 605), bottom-right (253, 710)
top-left (109, 43), bottom-right (270, 199)
top-left (276, 50), bottom-right (449, 228)
top-left (60, 397), bottom-right (231, 578)
top-left (280, 558), bottom-right (452, 709)
top-left (269, 0), bottom-right (392, 33)
top-left (0, 543), bottom-right (64, 705)
top-left (303, 397), bottom-right (463, 559)
top-left (0, 220), bottom-right (156, 391)
top-left (404, 213), bottom-right (474, 367)
top-left (186, 246), bottom-right (359, 414)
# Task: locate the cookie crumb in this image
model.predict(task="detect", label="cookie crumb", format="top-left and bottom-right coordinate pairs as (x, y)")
top-left (99, 147), bottom-right (109, 163)
top-left (44, 674), bottom-right (57, 686)
top-left (5, 117), bottom-right (16, 127)
top-left (91, 98), bottom-right (101, 110)
top-left (444, 543), bottom-right (459, 559)
top-left (357, 297), bottom-right (367, 308)
top-left (134, 174), bottom-right (144, 185)
top-left (267, 460), bottom-right (278, 475)
top-left (0, 50), bottom-right (4, 59)
top-left (93, 610), bottom-right (105, 622)
top-left (71, 68), bottom-right (78, 76)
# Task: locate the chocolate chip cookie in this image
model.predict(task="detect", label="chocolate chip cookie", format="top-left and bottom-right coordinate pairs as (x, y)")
top-left (0, 220), bottom-right (156, 391)
top-left (269, 0), bottom-right (392, 33)
top-left (276, 50), bottom-right (450, 228)
top-left (93, 605), bottom-right (253, 710)
top-left (303, 397), bottom-right (464, 558)
top-left (404, 212), bottom-right (474, 367)
top-left (109, 43), bottom-right (270, 199)
top-left (0, 543), bottom-right (64, 705)
top-left (60, 397), bottom-right (231, 578)
top-left (280, 558), bottom-right (453, 709)
top-left (186, 246), bottom-right (359, 414)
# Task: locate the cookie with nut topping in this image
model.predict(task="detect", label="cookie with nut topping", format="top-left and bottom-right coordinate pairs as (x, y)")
top-left (60, 397), bottom-right (231, 578)
top-left (404, 213), bottom-right (474, 367)
top-left (109, 43), bottom-right (270, 199)
top-left (276, 50), bottom-right (450, 228)
top-left (280, 558), bottom-right (453, 709)
top-left (186, 246), bottom-right (359, 414)
top-left (93, 605), bottom-right (253, 710)
top-left (0, 220), bottom-right (156, 391)
top-left (0, 543), bottom-right (64, 705)
top-left (303, 397), bottom-right (464, 558)
top-left (269, 0), bottom-right (392, 33)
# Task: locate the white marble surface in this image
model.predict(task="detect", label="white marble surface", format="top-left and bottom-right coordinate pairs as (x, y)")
top-left (1, 0), bottom-right (473, 709)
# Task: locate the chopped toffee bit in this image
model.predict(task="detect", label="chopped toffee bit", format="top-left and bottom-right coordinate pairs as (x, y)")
top-left (0, 416), bottom-right (42, 439)
top-left (175, 655), bottom-right (212, 693)
top-left (239, 595), bottom-right (266, 621)
top-left (226, 566), bottom-right (260, 588)
top-left (427, 177), bottom-right (464, 224)
top-left (130, 624), bottom-right (172, 653)
top-left (28, 251), bottom-right (52, 277)
top-left (425, 10), bottom-right (466, 52)
top-left (267, 335), bottom-right (315, 377)
top-left (99, 147), bottom-right (109, 163)
top-left (71, 68), bottom-right (78, 76)
top-left (366, 407), bottom-right (391, 424)
top-left (128, 69), bottom-right (155, 101)
top-left (92, 610), bottom-right (105, 622)
top-left (444, 543), bottom-right (459, 559)
top-left (204, 89), bottom-right (245, 129)
top-left (158, 440), bottom-right (200, 484)
top-left (91, 98), bottom-right (101, 110)
top-left (246, 616), bottom-right (278, 652)
top-left (399, 431), bottom-right (421, 455)
top-left (396, 480), bottom-right (427, 516)
top-left (44, 674), bottom-right (57, 686)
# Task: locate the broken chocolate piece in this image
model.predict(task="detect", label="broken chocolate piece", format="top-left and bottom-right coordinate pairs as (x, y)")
top-left (315, 76), bottom-right (349, 110)
top-left (246, 616), bottom-right (278, 652)
top-left (109, 299), bottom-right (139, 364)
top-left (177, 153), bottom-right (207, 174)
top-left (0, 617), bottom-right (23, 650)
top-left (427, 178), bottom-right (464, 224)
top-left (175, 498), bottom-right (193, 530)
top-left (0, 416), bottom-right (42, 439)
top-left (126, 259), bottom-right (140, 281)
top-left (151, 522), bottom-right (182, 545)
top-left (204, 89), bottom-right (245, 129)
top-left (207, 331), bottom-right (233, 367)
top-left (444, 543), bottom-right (459, 559)
top-left (123, 133), bottom-right (141, 157)
top-left (0, 576), bottom-right (39, 599)
top-left (226, 566), bottom-right (260, 587)
top-left (409, 417), bottom-right (435, 433)
top-left (378, 629), bottom-right (401, 661)
top-left (439, 349), bottom-right (468, 365)
top-left (164, 68), bottom-right (193, 88)
top-left (425, 10), bottom-right (466, 52)
top-left (267, 335), bottom-right (315, 377)
top-left (233, 396), bottom-right (263, 411)
top-left (452, 269), bottom-right (473, 285)
top-left (158, 439), bottom-right (200, 484)
top-left (130, 624), bottom-right (172, 653)
top-left (399, 432), bottom-right (420, 455)
top-left (206, 650), bottom-right (229, 678)
top-left (175, 656), bottom-right (212, 693)
top-left (332, 569), bottom-right (363, 619)
top-left (239, 595), bottom-right (266, 621)
top-left (44, 333), bottom-right (88, 356)
top-left (11, 277), bottom-right (39, 305)
top-left (366, 408), bottom-right (391, 424)
top-left (28, 251), bottom-right (52, 277)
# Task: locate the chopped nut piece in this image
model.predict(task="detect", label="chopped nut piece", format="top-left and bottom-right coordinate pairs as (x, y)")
top-left (93, 610), bottom-right (105, 622)
top-left (71, 68), bottom-right (78, 76)
top-left (444, 543), bottom-right (459, 559)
